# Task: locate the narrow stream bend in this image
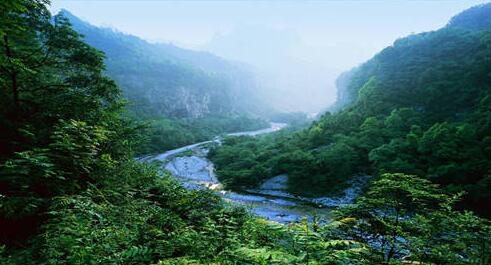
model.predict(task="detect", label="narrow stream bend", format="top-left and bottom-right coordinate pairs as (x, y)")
top-left (141, 123), bottom-right (367, 224)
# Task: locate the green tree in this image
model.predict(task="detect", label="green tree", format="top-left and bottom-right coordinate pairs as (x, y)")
top-left (334, 173), bottom-right (491, 264)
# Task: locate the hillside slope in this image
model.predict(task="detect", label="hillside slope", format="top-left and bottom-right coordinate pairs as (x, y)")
top-left (61, 10), bottom-right (269, 119)
top-left (210, 3), bottom-right (491, 217)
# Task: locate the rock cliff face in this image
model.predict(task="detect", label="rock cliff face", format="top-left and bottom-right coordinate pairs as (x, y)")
top-left (61, 10), bottom-right (269, 119)
top-left (172, 87), bottom-right (212, 118)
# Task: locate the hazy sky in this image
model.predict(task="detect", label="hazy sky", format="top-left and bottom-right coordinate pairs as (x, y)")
top-left (49, 0), bottom-right (490, 112)
top-left (50, 0), bottom-right (488, 59)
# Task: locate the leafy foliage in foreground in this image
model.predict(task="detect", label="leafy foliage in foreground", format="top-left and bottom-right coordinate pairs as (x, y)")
top-left (334, 173), bottom-right (491, 264)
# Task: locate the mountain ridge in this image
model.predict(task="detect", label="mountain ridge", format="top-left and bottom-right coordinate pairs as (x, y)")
top-left (60, 9), bottom-right (270, 119)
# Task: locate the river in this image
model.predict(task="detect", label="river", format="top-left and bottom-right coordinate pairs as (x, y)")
top-left (140, 122), bottom-right (367, 224)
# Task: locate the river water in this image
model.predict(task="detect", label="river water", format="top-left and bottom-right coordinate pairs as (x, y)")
top-left (141, 123), bottom-right (367, 224)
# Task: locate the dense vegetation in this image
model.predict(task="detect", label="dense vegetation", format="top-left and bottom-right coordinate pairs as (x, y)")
top-left (1, 1), bottom-right (490, 264)
top-left (210, 3), bottom-right (491, 218)
top-left (135, 115), bottom-right (268, 155)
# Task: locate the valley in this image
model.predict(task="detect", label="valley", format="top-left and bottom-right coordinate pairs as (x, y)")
top-left (141, 123), bottom-right (366, 223)
top-left (1, 1), bottom-right (491, 264)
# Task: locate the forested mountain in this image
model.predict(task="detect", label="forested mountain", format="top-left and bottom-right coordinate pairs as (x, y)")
top-left (57, 10), bottom-right (271, 155)
top-left (1, 1), bottom-right (490, 264)
top-left (210, 3), bottom-right (491, 217)
top-left (334, 2), bottom-right (491, 113)
top-left (61, 10), bottom-right (268, 119)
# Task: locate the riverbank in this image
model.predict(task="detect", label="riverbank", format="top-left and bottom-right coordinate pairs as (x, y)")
top-left (141, 122), bottom-right (365, 223)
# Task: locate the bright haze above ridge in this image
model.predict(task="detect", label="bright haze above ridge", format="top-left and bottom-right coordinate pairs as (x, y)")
top-left (49, 0), bottom-right (489, 113)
